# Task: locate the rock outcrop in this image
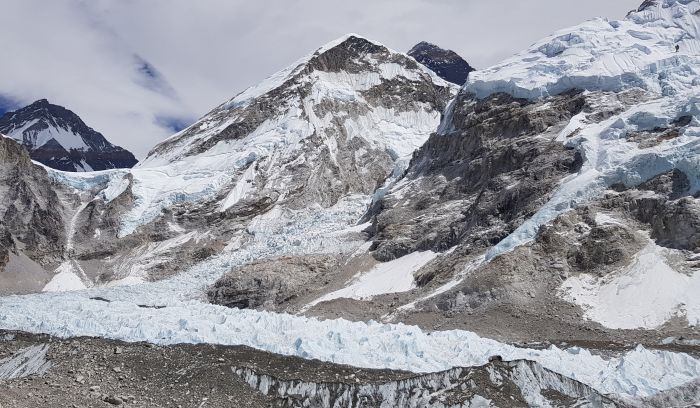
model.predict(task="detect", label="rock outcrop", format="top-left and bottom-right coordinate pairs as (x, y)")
top-left (366, 90), bottom-right (585, 263)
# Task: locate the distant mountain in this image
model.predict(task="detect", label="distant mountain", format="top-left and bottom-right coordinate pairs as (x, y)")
top-left (0, 99), bottom-right (137, 172)
top-left (408, 41), bottom-right (474, 85)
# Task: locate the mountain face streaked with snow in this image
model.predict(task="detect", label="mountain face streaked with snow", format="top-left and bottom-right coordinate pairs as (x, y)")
top-left (408, 41), bottom-right (475, 85)
top-left (0, 99), bottom-right (137, 172)
top-left (0, 2), bottom-right (700, 406)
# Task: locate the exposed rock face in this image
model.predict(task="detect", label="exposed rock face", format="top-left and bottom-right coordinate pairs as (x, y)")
top-left (208, 255), bottom-right (337, 310)
top-left (0, 135), bottom-right (66, 274)
top-left (234, 358), bottom-right (619, 408)
top-left (408, 41), bottom-right (475, 85)
top-left (549, 212), bottom-right (645, 274)
top-left (390, 173), bottom-right (699, 339)
top-left (367, 90), bottom-right (585, 263)
top-left (0, 99), bottom-right (137, 172)
top-left (608, 170), bottom-right (700, 251)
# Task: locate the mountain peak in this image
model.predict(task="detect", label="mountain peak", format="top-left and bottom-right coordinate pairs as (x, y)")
top-left (314, 33), bottom-right (386, 55)
top-left (408, 41), bottom-right (474, 85)
top-left (408, 41), bottom-right (438, 54)
top-left (0, 101), bottom-right (137, 172)
top-left (212, 32), bottom-right (452, 114)
top-left (142, 31), bottom-right (456, 173)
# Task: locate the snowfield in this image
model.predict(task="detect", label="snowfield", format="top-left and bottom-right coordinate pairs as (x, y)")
top-left (305, 250), bottom-right (438, 309)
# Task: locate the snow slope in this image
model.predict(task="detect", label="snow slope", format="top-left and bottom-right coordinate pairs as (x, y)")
top-left (140, 33), bottom-right (453, 168)
top-left (42, 262), bottom-right (87, 292)
top-left (2, 120), bottom-right (88, 152)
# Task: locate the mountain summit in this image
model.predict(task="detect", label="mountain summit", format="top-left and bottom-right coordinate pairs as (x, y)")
top-left (408, 41), bottom-right (475, 85)
top-left (0, 99), bottom-right (137, 172)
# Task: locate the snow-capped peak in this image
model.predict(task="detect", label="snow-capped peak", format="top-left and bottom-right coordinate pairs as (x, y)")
top-left (140, 33), bottom-right (456, 167)
top-left (0, 99), bottom-right (137, 172)
top-left (467, 0), bottom-right (700, 99)
top-left (220, 33), bottom-right (450, 110)
top-left (0, 99), bottom-right (89, 151)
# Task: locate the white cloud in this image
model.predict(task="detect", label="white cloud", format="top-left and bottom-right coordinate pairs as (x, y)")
top-left (0, 0), bottom-right (642, 158)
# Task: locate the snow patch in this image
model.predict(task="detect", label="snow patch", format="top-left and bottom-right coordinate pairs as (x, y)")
top-left (561, 241), bottom-right (700, 329)
top-left (42, 261), bottom-right (87, 292)
top-left (219, 163), bottom-right (256, 211)
top-left (307, 250), bottom-right (438, 307)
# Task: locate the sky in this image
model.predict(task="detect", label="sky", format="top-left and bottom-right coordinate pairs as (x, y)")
top-left (0, 0), bottom-right (641, 159)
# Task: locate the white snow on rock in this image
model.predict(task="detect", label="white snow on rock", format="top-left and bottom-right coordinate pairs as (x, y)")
top-left (3, 120), bottom-right (89, 152)
top-left (219, 162), bottom-right (256, 211)
top-left (594, 212), bottom-right (625, 226)
top-left (561, 240), bottom-right (700, 329)
top-left (223, 33), bottom-right (450, 110)
top-left (446, 2), bottom-right (700, 265)
top-left (485, 92), bottom-right (700, 261)
top-left (307, 250), bottom-right (438, 307)
top-left (467, 0), bottom-right (700, 100)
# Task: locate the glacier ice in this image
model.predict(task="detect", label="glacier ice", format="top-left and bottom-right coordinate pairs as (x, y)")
top-left (466, 0), bottom-right (700, 100)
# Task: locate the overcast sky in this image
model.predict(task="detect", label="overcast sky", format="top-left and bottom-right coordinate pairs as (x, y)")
top-left (0, 0), bottom-right (641, 159)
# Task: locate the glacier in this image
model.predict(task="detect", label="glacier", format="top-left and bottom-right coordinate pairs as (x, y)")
top-left (0, 289), bottom-right (698, 399)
